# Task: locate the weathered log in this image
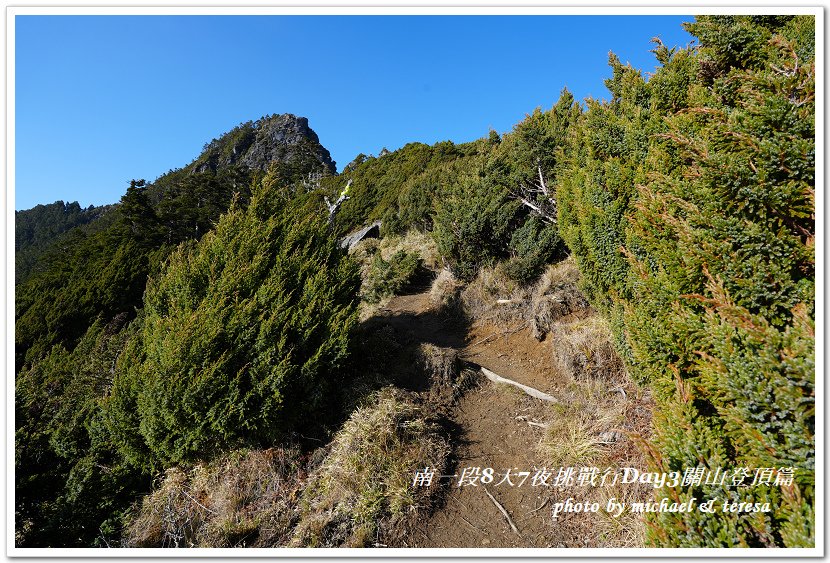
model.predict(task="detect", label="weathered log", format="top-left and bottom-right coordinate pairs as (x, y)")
top-left (479, 366), bottom-right (562, 404)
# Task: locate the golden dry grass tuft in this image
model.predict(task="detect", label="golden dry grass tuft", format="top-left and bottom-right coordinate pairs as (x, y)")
top-left (350, 230), bottom-right (440, 273)
top-left (291, 387), bottom-right (451, 547)
top-left (593, 480), bottom-right (650, 548)
top-left (460, 263), bottom-right (526, 324)
top-left (459, 257), bottom-right (592, 336)
top-left (550, 315), bottom-right (626, 383)
top-left (123, 448), bottom-right (304, 548)
top-left (416, 343), bottom-right (459, 388)
top-left (123, 388), bottom-right (454, 549)
top-left (428, 268), bottom-right (462, 310)
top-left (539, 407), bottom-right (620, 469)
top-left (537, 303), bottom-right (653, 547)
top-left (377, 231), bottom-right (440, 270)
top-left (528, 258), bottom-right (592, 340)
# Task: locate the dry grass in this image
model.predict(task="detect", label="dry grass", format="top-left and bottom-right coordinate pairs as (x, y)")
top-left (358, 295), bottom-right (393, 322)
top-left (459, 258), bottom-right (592, 336)
top-left (528, 258), bottom-right (592, 340)
top-left (350, 231), bottom-right (440, 273)
top-left (540, 410), bottom-right (618, 469)
top-left (536, 303), bottom-right (652, 548)
top-left (291, 387), bottom-right (451, 547)
top-left (349, 237), bottom-right (381, 275)
top-left (416, 344), bottom-right (481, 407)
top-left (377, 231), bottom-right (440, 270)
top-left (538, 376), bottom-right (651, 548)
top-left (539, 375), bottom-right (627, 469)
top-left (550, 315), bottom-right (625, 383)
top-left (460, 263), bottom-right (526, 324)
top-left (123, 448), bottom-right (304, 548)
top-left (416, 343), bottom-right (459, 389)
top-left (428, 268), bottom-right (462, 310)
top-left (124, 387), bottom-right (454, 549)
top-left (593, 480), bottom-right (650, 548)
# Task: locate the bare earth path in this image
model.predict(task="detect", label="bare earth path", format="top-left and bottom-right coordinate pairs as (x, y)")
top-left (372, 291), bottom-right (575, 548)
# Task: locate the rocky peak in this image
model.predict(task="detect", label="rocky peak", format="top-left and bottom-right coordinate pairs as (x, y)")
top-left (190, 113), bottom-right (336, 176)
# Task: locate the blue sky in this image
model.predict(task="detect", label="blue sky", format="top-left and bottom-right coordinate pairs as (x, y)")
top-left (15, 15), bottom-right (694, 210)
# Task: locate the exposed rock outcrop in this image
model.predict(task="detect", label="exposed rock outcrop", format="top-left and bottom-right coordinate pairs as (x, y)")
top-left (190, 113), bottom-right (336, 176)
top-left (340, 221), bottom-right (382, 250)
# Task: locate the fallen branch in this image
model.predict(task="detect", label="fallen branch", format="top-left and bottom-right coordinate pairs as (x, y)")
top-left (479, 366), bottom-right (562, 404)
top-left (459, 514), bottom-right (484, 534)
top-left (528, 497), bottom-right (550, 515)
top-left (182, 489), bottom-right (218, 516)
top-left (484, 487), bottom-right (519, 534)
top-left (515, 415), bottom-right (550, 429)
top-left (464, 333), bottom-right (500, 350)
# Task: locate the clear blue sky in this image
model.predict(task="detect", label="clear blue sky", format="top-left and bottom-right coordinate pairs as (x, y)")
top-left (15, 15), bottom-right (694, 210)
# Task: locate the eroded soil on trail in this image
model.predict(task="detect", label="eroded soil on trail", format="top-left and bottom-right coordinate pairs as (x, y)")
top-left (368, 291), bottom-right (573, 547)
top-left (364, 283), bottom-right (652, 549)
top-left (403, 384), bottom-right (561, 548)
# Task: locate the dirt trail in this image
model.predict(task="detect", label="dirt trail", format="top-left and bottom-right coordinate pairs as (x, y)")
top-left (372, 290), bottom-right (574, 548)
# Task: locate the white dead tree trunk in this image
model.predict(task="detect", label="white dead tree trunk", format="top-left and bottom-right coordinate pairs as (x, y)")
top-left (325, 179), bottom-right (352, 223)
top-left (514, 165), bottom-right (557, 224)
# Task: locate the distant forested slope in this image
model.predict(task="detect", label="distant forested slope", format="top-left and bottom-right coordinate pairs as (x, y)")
top-left (15, 201), bottom-right (114, 284)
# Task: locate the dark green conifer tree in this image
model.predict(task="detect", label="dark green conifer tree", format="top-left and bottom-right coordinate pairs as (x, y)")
top-left (556, 15), bottom-right (814, 546)
top-left (106, 172), bottom-right (361, 467)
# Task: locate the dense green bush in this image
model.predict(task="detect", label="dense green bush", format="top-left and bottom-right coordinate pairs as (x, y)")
top-left (15, 201), bottom-right (114, 284)
top-left (432, 171), bottom-right (519, 281)
top-left (556, 53), bottom-right (660, 327)
top-left (14, 169), bottom-right (256, 372)
top-left (433, 92), bottom-right (577, 282)
top-left (361, 250), bottom-right (422, 303)
top-left (633, 21), bottom-right (814, 546)
top-left (106, 176), bottom-right (361, 468)
top-left (556, 15), bottom-right (815, 546)
top-left (382, 175), bottom-right (441, 236)
top-left (327, 140), bottom-right (485, 236)
top-left (15, 316), bottom-right (150, 547)
top-left (342, 94), bottom-right (576, 284)
top-left (504, 216), bottom-right (561, 284)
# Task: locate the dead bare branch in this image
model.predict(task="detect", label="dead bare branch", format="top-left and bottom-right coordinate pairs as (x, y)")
top-left (325, 179), bottom-right (352, 223)
top-left (479, 366), bottom-right (563, 404)
top-left (484, 487), bottom-right (520, 534)
top-left (512, 165), bottom-right (557, 224)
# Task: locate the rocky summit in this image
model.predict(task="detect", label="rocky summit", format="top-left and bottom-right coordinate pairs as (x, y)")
top-left (191, 113), bottom-right (336, 175)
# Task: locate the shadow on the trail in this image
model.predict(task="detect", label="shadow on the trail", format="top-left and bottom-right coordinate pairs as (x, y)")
top-left (357, 301), bottom-right (471, 392)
